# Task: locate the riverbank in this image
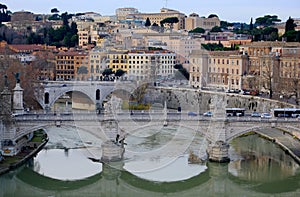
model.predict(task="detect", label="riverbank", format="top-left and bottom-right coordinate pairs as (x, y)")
top-left (0, 131), bottom-right (48, 176)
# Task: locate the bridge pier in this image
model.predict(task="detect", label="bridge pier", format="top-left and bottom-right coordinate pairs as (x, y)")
top-left (101, 141), bottom-right (125, 162)
top-left (207, 141), bottom-right (230, 163)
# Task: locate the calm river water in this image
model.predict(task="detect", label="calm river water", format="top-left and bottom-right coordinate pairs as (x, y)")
top-left (1, 126), bottom-right (300, 197)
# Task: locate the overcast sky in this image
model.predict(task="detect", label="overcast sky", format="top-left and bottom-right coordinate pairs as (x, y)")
top-left (1, 0), bottom-right (299, 23)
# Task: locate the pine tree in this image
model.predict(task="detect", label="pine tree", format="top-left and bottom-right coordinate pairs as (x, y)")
top-left (249, 18), bottom-right (253, 31)
top-left (285, 17), bottom-right (295, 33)
top-left (145, 17), bottom-right (151, 27)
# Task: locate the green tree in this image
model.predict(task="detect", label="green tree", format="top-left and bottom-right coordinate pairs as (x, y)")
top-left (255, 15), bottom-right (281, 27)
top-left (160, 17), bottom-right (179, 29)
top-left (70, 22), bottom-right (78, 35)
top-left (173, 64), bottom-right (189, 80)
top-left (115, 69), bottom-right (126, 77)
top-left (102, 68), bottom-right (113, 76)
top-left (208, 14), bottom-right (218, 18)
top-left (262, 27), bottom-right (278, 41)
top-left (70, 34), bottom-right (78, 47)
top-left (282, 17), bottom-right (299, 42)
top-left (210, 26), bottom-right (222, 32)
top-left (249, 18), bottom-right (253, 30)
top-left (174, 64), bottom-right (183, 69)
top-left (189, 27), bottom-right (205, 34)
top-left (285, 17), bottom-right (296, 33)
top-left (284, 30), bottom-right (298, 42)
top-left (63, 32), bottom-right (72, 47)
top-left (145, 17), bottom-right (151, 27)
top-left (0, 3), bottom-right (10, 23)
top-left (61, 12), bottom-right (70, 29)
top-left (51, 8), bottom-right (59, 14)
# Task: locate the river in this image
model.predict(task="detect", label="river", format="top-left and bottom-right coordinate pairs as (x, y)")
top-left (0, 126), bottom-right (300, 196)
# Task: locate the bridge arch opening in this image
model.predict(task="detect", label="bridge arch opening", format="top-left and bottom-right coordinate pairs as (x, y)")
top-left (51, 91), bottom-right (95, 111)
top-left (96, 89), bottom-right (100, 101)
top-left (44, 92), bottom-right (49, 104)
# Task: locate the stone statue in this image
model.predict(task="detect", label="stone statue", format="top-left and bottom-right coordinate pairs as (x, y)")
top-left (13, 72), bottom-right (20, 83)
top-left (4, 74), bottom-right (8, 87)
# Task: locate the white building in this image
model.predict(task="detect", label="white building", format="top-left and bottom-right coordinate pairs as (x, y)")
top-left (127, 50), bottom-right (176, 81)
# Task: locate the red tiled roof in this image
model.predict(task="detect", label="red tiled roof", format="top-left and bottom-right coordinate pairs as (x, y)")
top-left (9, 44), bottom-right (45, 53)
top-left (56, 51), bottom-right (88, 56)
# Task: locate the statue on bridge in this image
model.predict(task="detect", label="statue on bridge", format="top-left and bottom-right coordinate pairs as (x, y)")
top-left (13, 72), bottom-right (21, 84)
top-left (4, 75), bottom-right (8, 87)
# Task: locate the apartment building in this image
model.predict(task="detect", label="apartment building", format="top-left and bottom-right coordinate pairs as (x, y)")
top-left (185, 13), bottom-right (221, 31)
top-left (189, 50), bottom-right (248, 91)
top-left (107, 50), bottom-right (129, 72)
top-left (129, 8), bottom-right (186, 30)
top-left (55, 51), bottom-right (89, 81)
top-left (239, 42), bottom-right (300, 94)
top-left (165, 36), bottom-right (202, 68)
top-left (127, 50), bottom-right (176, 81)
top-left (89, 48), bottom-right (108, 80)
top-left (77, 24), bottom-right (102, 48)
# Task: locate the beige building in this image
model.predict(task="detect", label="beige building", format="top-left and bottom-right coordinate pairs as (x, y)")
top-left (189, 50), bottom-right (248, 91)
top-left (240, 42), bottom-right (300, 97)
top-left (77, 24), bottom-right (102, 48)
top-left (129, 8), bottom-right (186, 30)
top-left (165, 36), bottom-right (202, 68)
top-left (185, 13), bottom-right (221, 31)
top-left (89, 48), bottom-right (108, 80)
top-left (116, 7), bottom-right (139, 21)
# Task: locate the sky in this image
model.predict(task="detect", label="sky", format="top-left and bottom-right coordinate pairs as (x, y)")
top-left (1, 0), bottom-right (299, 23)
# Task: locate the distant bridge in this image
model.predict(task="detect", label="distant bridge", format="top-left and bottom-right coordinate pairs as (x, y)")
top-left (34, 81), bottom-right (138, 110)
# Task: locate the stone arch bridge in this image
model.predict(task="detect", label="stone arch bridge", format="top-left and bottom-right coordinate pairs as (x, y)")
top-left (13, 112), bottom-right (300, 163)
top-left (35, 81), bottom-right (139, 110)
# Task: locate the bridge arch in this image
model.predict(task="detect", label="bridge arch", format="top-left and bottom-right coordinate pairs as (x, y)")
top-left (41, 85), bottom-right (119, 110)
top-left (226, 126), bottom-right (267, 143)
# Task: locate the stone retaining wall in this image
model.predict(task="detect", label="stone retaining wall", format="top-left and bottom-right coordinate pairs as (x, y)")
top-left (145, 87), bottom-right (297, 113)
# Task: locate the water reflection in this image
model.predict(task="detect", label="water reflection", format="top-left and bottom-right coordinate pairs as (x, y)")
top-left (229, 134), bottom-right (300, 183)
top-left (33, 148), bottom-right (102, 180)
top-left (1, 129), bottom-right (300, 196)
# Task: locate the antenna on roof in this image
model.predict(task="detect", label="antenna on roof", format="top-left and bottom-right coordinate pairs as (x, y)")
top-left (164, 0), bottom-right (168, 8)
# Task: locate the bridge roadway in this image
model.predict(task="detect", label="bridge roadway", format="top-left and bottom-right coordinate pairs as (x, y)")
top-left (14, 111), bottom-right (300, 123)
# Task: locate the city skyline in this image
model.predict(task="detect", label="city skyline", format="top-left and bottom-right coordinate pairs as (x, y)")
top-left (1, 0), bottom-right (299, 23)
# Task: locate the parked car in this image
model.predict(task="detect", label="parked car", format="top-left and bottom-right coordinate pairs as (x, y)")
top-left (203, 111), bottom-right (213, 117)
top-left (261, 113), bottom-right (272, 118)
top-left (226, 113), bottom-right (233, 117)
top-left (188, 112), bottom-right (197, 116)
top-left (292, 114), bottom-right (300, 118)
top-left (251, 112), bottom-right (260, 117)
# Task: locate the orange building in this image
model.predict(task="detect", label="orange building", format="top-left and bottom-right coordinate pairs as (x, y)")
top-left (55, 51), bottom-right (89, 81)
